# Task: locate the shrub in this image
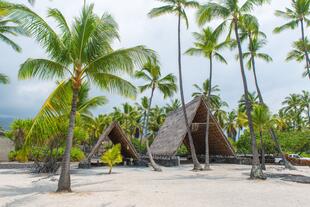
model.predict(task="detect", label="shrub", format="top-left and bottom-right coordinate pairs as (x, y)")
top-left (15, 150), bottom-right (28, 163)
top-left (100, 144), bottom-right (123, 174)
top-left (70, 147), bottom-right (85, 161)
top-left (176, 144), bottom-right (189, 156)
top-left (131, 138), bottom-right (146, 154)
top-left (8, 150), bottom-right (17, 161)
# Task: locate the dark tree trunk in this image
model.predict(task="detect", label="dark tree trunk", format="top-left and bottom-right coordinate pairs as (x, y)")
top-left (248, 35), bottom-right (295, 170)
top-left (204, 54), bottom-right (212, 170)
top-left (234, 20), bottom-right (265, 179)
top-left (177, 12), bottom-right (202, 171)
top-left (144, 87), bottom-right (162, 172)
top-left (57, 87), bottom-right (79, 192)
top-left (300, 19), bottom-right (310, 79)
top-left (259, 130), bottom-right (266, 170)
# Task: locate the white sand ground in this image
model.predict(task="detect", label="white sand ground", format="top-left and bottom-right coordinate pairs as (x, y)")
top-left (0, 164), bottom-right (310, 207)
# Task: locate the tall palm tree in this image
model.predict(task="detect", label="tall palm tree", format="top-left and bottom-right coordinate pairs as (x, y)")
top-left (286, 39), bottom-right (310, 78)
top-left (191, 79), bottom-right (222, 107)
top-left (149, 0), bottom-right (203, 170)
top-left (186, 26), bottom-right (229, 169)
top-left (0, 73), bottom-right (9, 84)
top-left (240, 12), bottom-right (295, 170)
top-left (14, 4), bottom-right (152, 192)
top-left (252, 104), bottom-right (271, 170)
top-left (135, 57), bottom-right (177, 171)
top-left (197, 0), bottom-right (269, 179)
top-left (239, 15), bottom-right (272, 102)
top-left (274, 0), bottom-right (310, 79)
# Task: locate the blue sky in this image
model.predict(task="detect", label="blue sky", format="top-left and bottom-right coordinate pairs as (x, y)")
top-left (0, 0), bottom-right (309, 120)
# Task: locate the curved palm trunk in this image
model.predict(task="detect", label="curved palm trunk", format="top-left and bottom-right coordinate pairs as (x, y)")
top-left (204, 55), bottom-right (212, 170)
top-left (178, 13), bottom-right (202, 171)
top-left (300, 19), bottom-right (310, 80)
top-left (144, 87), bottom-right (162, 172)
top-left (249, 35), bottom-right (295, 170)
top-left (234, 20), bottom-right (265, 179)
top-left (259, 129), bottom-right (266, 170)
top-left (57, 87), bottom-right (79, 192)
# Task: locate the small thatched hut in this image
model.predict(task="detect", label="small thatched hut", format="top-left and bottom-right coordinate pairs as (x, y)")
top-left (150, 96), bottom-right (235, 158)
top-left (79, 122), bottom-right (139, 168)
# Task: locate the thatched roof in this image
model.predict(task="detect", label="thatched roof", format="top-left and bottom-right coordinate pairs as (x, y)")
top-left (87, 122), bottom-right (139, 160)
top-left (150, 96), bottom-right (235, 157)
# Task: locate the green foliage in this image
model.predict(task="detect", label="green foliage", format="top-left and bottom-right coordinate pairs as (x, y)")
top-left (236, 130), bottom-right (310, 155)
top-left (70, 147), bottom-right (85, 161)
top-left (100, 144), bottom-right (123, 174)
top-left (176, 144), bottom-right (189, 156)
top-left (8, 151), bottom-right (17, 161)
top-left (131, 138), bottom-right (146, 154)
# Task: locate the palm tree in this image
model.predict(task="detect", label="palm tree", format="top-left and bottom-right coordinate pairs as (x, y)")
top-left (14, 4), bottom-right (152, 192)
top-left (239, 11), bottom-right (295, 170)
top-left (252, 104), bottom-right (271, 170)
top-left (274, 0), bottom-right (310, 79)
top-left (238, 92), bottom-right (259, 113)
top-left (225, 111), bottom-right (237, 141)
top-left (135, 57), bottom-right (177, 171)
top-left (197, 0), bottom-right (269, 179)
top-left (300, 90), bottom-right (310, 125)
top-left (149, 0), bottom-right (203, 170)
top-left (165, 99), bottom-right (181, 113)
top-left (0, 73), bottom-right (9, 84)
top-left (186, 26), bottom-right (229, 169)
top-left (286, 39), bottom-right (310, 78)
top-left (239, 15), bottom-right (272, 103)
top-left (192, 80), bottom-right (220, 99)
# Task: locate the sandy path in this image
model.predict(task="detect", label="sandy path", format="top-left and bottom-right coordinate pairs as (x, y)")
top-left (0, 164), bottom-right (309, 207)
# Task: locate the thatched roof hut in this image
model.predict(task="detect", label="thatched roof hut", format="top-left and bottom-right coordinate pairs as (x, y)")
top-left (150, 96), bottom-right (235, 157)
top-left (86, 122), bottom-right (139, 161)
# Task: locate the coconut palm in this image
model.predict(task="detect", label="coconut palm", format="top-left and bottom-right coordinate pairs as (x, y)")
top-left (300, 90), bottom-right (310, 125)
top-left (14, 4), bottom-right (152, 192)
top-left (186, 26), bottom-right (229, 169)
top-left (225, 111), bottom-right (237, 141)
top-left (252, 104), bottom-right (271, 170)
top-left (238, 92), bottom-right (259, 113)
top-left (165, 99), bottom-right (181, 113)
top-left (274, 0), bottom-right (310, 79)
top-left (149, 0), bottom-right (202, 170)
top-left (197, 0), bottom-right (270, 179)
top-left (286, 39), bottom-right (310, 78)
top-left (239, 11), bottom-right (295, 170)
top-left (135, 57), bottom-right (177, 171)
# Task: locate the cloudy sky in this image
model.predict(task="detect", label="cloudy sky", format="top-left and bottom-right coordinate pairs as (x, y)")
top-left (0, 0), bottom-right (309, 121)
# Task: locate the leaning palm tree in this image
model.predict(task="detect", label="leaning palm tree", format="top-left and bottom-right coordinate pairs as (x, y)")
top-left (149, 0), bottom-right (202, 170)
top-left (14, 4), bottom-right (152, 192)
top-left (135, 57), bottom-right (177, 171)
top-left (274, 0), bottom-right (310, 79)
top-left (197, 0), bottom-right (269, 179)
top-left (0, 73), bottom-right (9, 84)
top-left (186, 27), bottom-right (229, 169)
top-left (286, 39), bottom-right (310, 78)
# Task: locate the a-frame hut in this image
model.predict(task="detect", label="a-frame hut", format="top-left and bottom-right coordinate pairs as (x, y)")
top-left (79, 122), bottom-right (139, 168)
top-left (150, 96), bottom-right (235, 158)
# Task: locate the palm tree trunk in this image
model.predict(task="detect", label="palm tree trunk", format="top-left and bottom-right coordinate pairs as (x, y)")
top-left (248, 36), bottom-right (295, 170)
top-left (259, 129), bottom-right (266, 170)
top-left (234, 19), bottom-right (265, 179)
top-left (144, 87), bottom-right (162, 171)
top-left (249, 36), bottom-right (264, 103)
top-left (300, 19), bottom-right (310, 80)
top-left (269, 128), bottom-right (296, 170)
top-left (57, 87), bottom-right (79, 192)
top-left (204, 55), bottom-right (212, 170)
top-left (177, 12), bottom-right (202, 171)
